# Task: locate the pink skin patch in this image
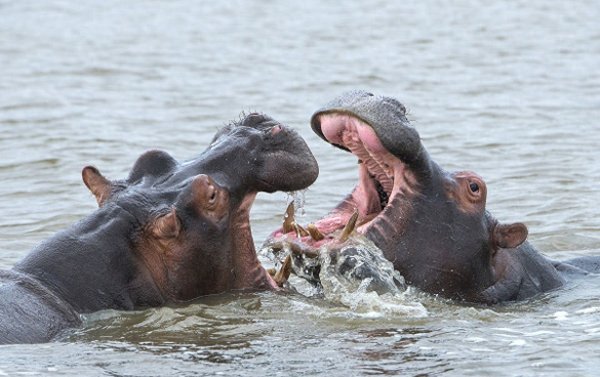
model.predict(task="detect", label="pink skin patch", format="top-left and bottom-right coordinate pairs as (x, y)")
top-left (269, 113), bottom-right (418, 251)
top-left (270, 124), bottom-right (283, 136)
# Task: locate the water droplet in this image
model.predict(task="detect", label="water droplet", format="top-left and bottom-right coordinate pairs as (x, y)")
top-left (287, 190), bottom-right (306, 216)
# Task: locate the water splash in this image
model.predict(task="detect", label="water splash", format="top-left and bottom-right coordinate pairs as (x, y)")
top-left (260, 236), bottom-right (428, 318)
top-left (318, 237), bottom-right (428, 317)
top-left (287, 190), bottom-right (306, 217)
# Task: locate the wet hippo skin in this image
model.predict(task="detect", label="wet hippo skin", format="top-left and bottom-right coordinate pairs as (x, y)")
top-left (0, 113), bottom-right (318, 344)
top-left (272, 91), bottom-right (599, 304)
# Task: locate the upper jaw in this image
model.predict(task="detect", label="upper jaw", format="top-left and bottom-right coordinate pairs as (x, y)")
top-left (258, 124), bottom-right (319, 193)
top-left (269, 91), bottom-right (428, 248)
top-left (205, 114), bottom-right (319, 194)
top-left (311, 90), bottom-right (423, 165)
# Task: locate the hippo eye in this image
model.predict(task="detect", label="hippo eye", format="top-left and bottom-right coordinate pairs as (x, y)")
top-left (469, 182), bottom-right (479, 193)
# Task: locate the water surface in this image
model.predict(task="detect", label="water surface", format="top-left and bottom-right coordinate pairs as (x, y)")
top-left (1, 1), bottom-right (599, 375)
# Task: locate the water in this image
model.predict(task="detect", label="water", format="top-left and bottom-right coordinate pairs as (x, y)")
top-left (1, 0), bottom-right (599, 375)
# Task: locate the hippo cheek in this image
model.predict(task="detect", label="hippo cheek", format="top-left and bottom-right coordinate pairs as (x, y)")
top-left (137, 213), bottom-right (223, 299)
top-left (175, 173), bottom-right (280, 293)
top-left (145, 175), bottom-right (235, 298)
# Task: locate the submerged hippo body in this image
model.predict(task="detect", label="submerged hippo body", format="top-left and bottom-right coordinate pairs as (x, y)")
top-left (272, 91), bottom-right (596, 304)
top-left (0, 113), bottom-right (318, 344)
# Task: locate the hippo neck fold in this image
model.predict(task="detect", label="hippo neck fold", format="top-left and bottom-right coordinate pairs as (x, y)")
top-left (14, 206), bottom-right (163, 313)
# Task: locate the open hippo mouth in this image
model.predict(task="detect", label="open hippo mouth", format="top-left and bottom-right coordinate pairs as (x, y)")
top-left (269, 91), bottom-right (540, 304)
top-left (271, 90), bottom-right (427, 254)
top-left (309, 113), bottom-right (421, 238)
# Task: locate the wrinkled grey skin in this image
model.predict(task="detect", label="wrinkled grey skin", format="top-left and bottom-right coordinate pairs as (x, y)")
top-left (0, 113), bottom-right (318, 344)
top-left (309, 90), bottom-right (599, 304)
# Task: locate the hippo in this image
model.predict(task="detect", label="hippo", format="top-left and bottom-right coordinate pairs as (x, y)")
top-left (268, 90), bottom-right (598, 304)
top-left (0, 113), bottom-right (318, 344)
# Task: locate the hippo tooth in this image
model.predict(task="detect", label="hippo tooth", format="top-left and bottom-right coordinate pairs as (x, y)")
top-left (307, 224), bottom-right (325, 241)
top-left (294, 223), bottom-right (310, 238)
top-left (273, 255), bottom-right (292, 287)
top-left (339, 209), bottom-right (359, 242)
top-left (282, 202), bottom-right (295, 233)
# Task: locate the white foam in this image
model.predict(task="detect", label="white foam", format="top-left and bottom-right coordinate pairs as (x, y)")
top-left (318, 238), bottom-right (428, 318)
top-left (552, 311), bottom-right (569, 321)
top-left (576, 306), bottom-right (600, 315)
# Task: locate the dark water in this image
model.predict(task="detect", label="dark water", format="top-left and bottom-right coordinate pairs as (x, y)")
top-left (1, 1), bottom-right (599, 375)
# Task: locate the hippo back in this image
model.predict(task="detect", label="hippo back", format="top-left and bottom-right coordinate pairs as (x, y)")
top-left (0, 270), bottom-right (80, 344)
top-left (477, 242), bottom-right (565, 303)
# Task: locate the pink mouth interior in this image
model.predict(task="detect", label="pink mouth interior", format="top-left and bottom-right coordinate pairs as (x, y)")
top-left (271, 113), bottom-right (417, 247)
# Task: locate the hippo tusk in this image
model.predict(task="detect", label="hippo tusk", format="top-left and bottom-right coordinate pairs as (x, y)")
top-left (282, 202), bottom-right (295, 234)
top-left (294, 223), bottom-right (309, 238)
top-left (273, 254), bottom-right (292, 287)
top-left (338, 209), bottom-right (359, 242)
top-left (307, 223), bottom-right (325, 241)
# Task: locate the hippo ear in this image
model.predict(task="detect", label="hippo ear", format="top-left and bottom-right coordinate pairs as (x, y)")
top-left (152, 208), bottom-right (181, 239)
top-left (82, 166), bottom-right (112, 206)
top-left (127, 149), bottom-right (178, 184)
top-left (493, 222), bottom-right (528, 249)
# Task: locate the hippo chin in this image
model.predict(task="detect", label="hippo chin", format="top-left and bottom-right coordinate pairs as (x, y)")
top-left (270, 91), bottom-right (597, 304)
top-left (0, 113), bottom-right (318, 344)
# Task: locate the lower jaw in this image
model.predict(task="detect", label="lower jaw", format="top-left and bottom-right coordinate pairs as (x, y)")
top-left (266, 162), bottom-right (407, 259)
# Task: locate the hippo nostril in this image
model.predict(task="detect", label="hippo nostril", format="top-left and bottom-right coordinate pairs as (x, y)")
top-left (208, 185), bottom-right (217, 203)
top-left (469, 182), bottom-right (479, 193)
top-left (271, 125), bottom-right (282, 135)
